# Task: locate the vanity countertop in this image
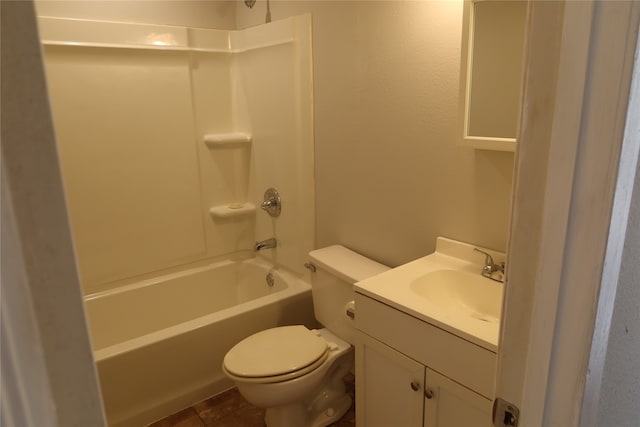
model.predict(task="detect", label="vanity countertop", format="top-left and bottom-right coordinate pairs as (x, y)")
top-left (354, 237), bottom-right (504, 352)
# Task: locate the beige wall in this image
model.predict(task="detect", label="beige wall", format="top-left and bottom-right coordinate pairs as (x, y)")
top-left (35, 0), bottom-right (236, 29)
top-left (237, 1), bottom-right (514, 267)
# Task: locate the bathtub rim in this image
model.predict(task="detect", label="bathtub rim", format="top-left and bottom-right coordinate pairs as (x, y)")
top-left (89, 257), bottom-right (312, 362)
top-left (84, 251), bottom-right (256, 301)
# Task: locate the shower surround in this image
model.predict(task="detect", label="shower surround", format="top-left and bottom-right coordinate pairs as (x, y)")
top-left (39, 14), bottom-right (314, 426)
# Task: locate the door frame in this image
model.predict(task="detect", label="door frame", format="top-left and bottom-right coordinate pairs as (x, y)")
top-left (1, 1), bottom-right (106, 425)
top-left (496, 0), bottom-right (640, 425)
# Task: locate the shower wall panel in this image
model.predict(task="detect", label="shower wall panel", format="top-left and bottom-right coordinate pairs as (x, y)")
top-left (44, 47), bottom-right (207, 293)
top-left (190, 51), bottom-right (257, 257)
top-left (233, 16), bottom-right (315, 276)
top-left (39, 15), bottom-right (314, 294)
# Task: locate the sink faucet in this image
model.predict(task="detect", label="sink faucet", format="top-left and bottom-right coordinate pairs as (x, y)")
top-left (473, 248), bottom-right (505, 282)
top-left (255, 238), bottom-right (277, 251)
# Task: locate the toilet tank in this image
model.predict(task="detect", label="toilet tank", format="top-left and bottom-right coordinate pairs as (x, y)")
top-left (308, 245), bottom-right (389, 344)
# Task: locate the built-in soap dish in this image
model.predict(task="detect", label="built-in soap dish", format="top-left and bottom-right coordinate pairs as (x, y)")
top-left (204, 133), bottom-right (252, 148)
top-left (209, 203), bottom-right (256, 219)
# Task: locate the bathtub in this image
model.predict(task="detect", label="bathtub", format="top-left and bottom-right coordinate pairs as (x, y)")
top-left (84, 257), bottom-right (316, 427)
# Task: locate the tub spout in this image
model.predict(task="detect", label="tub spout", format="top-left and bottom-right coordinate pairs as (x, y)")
top-left (255, 238), bottom-right (277, 251)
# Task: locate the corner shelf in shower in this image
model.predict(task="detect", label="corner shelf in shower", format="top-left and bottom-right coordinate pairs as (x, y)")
top-left (209, 203), bottom-right (256, 219)
top-left (204, 133), bottom-right (252, 148)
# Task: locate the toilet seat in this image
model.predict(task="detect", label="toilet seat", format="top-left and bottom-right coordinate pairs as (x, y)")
top-left (223, 326), bottom-right (329, 383)
top-left (224, 350), bottom-right (329, 384)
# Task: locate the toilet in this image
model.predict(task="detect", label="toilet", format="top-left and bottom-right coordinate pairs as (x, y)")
top-left (222, 245), bottom-right (389, 427)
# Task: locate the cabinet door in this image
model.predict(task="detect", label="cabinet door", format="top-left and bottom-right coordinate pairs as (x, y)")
top-left (424, 368), bottom-right (492, 427)
top-left (356, 331), bottom-right (425, 427)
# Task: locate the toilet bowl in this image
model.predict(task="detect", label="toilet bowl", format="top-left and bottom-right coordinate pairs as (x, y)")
top-left (224, 327), bottom-right (353, 427)
top-left (222, 245), bottom-right (389, 427)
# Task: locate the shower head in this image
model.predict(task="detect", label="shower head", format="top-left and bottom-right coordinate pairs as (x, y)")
top-left (244, 0), bottom-right (256, 8)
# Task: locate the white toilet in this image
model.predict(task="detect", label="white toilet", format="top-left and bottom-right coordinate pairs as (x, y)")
top-left (222, 245), bottom-right (389, 427)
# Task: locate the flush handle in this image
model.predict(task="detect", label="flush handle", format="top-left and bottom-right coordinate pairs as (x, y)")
top-left (345, 301), bottom-right (356, 320)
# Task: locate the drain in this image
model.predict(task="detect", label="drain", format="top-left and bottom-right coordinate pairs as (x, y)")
top-left (266, 272), bottom-right (275, 287)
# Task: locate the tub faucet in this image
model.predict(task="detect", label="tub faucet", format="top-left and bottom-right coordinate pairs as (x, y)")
top-left (255, 238), bottom-right (277, 251)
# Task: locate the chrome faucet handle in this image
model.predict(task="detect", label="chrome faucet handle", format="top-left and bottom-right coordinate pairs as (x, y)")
top-left (473, 248), bottom-right (495, 269)
top-left (261, 199), bottom-right (276, 208)
top-left (261, 188), bottom-right (281, 217)
top-left (474, 248), bottom-right (505, 283)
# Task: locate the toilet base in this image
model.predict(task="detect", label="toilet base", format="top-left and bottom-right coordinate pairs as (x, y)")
top-left (264, 389), bottom-right (351, 427)
top-left (228, 329), bottom-right (354, 427)
top-left (263, 345), bottom-right (354, 427)
top-left (310, 393), bottom-right (351, 427)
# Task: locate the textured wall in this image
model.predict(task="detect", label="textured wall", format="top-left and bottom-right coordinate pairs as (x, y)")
top-left (35, 0), bottom-right (236, 30)
top-left (597, 165), bottom-right (640, 426)
top-left (236, 1), bottom-right (514, 267)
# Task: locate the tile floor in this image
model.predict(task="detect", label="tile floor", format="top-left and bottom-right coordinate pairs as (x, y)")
top-left (148, 375), bottom-right (356, 427)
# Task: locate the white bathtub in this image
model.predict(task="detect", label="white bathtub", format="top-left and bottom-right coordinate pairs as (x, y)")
top-left (85, 257), bottom-right (316, 427)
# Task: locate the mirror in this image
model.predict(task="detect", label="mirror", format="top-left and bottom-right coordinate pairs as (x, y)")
top-left (459, 0), bottom-right (527, 152)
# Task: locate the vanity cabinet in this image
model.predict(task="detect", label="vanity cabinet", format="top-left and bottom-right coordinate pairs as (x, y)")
top-left (424, 367), bottom-right (492, 427)
top-left (356, 332), bottom-right (491, 427)
top-left (355, 331), bottom-right (425, 427)
top-left (354, 294), bottom-right (495, 427)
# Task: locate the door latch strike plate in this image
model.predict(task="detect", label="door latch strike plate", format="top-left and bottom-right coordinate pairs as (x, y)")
top-left (492, 397), bottom-right (520, 427)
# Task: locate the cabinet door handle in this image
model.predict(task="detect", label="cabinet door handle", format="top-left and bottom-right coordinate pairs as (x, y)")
top-left (425, 388), bottom-right (434, 399)
top-left (410, 381), bottom-right (421, 391)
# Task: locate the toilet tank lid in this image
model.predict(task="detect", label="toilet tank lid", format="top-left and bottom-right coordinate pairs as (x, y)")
top-left (308, 245), bottom-right (390, 283)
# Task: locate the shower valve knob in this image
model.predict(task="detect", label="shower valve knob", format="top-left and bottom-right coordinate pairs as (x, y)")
top-left (261, 188), bottom-right (281, 217)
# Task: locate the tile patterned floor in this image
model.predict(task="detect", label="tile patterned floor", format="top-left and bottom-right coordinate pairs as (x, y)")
top-left (149, 375), bottom-right (356, 427)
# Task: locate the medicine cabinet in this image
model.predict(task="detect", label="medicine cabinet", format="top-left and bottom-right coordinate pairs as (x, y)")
top-left (458, 0), bottom-right (527, 152)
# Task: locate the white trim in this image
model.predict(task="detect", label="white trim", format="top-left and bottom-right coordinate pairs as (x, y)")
top-left (536, 1), bottom-right (639, 424)
top-left (499, 1), bottom-right (640, 426)
top-left (459, 136), bottom-right (517, 152)
top-left (495, 0), bottom-right (566, 414)
top-left (579, 6), bottom-right (640, 425)
top-left (1, 1), bottom-right (106, 425)
top-left (40, 38), bottom-right (294, 54)
top-left (458, 0), bottom-right (522, 153)
top-left (1, 163), bottom-right (58, 427)
top-left (41, 40), bottom-right (196, 51)
top-left (519, 2), bottom-right (595, 424)
top-left (37, 15), bottom-right (295, 54)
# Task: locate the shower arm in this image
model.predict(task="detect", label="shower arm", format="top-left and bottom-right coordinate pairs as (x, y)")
top-left (265, 0), bottom-right (272, 23)
top-left (244, 0), bottom-right (271, 24)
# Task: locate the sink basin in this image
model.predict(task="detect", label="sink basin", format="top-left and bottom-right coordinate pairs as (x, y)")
top-left (354, 237), bottom-right (506, 351)
top-left (410, 269), bottom-right (502, 323)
